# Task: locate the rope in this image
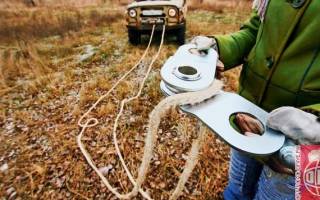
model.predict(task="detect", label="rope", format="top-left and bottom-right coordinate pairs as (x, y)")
top-left (169, 123), bottom-right (207, 200)
top-left (111, 25), bottom-right (166, 199)
top-left (77, 24), bottom-right (156, 129)
top-left (136, 80), bottom-right (223, 200)
top-left (77, 24), bottom-right (164, 199)
top-left (77, 22), bottom-right (223, 199)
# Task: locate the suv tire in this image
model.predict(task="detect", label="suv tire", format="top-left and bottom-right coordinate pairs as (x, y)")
top-left (128, 29), bottom-right (141, 45)
top-left (176, 25), bottom-right (186, 45)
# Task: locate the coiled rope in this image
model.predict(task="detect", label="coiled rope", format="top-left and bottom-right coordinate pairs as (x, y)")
top-left (77, 24), bottom-right (223, 199)
top-left (138, 80), bottom-right (222, 200)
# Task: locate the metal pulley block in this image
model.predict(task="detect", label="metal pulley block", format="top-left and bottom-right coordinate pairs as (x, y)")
top-left (160, 44), bottom-right (286, 156)
top-left (161, 44), bottom-right (217, 93)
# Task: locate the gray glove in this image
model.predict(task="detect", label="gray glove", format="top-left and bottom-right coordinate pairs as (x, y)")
top-left (190, 36), bottom-right (218, 51)
top-left (267, 106), bottom-right (320, 145)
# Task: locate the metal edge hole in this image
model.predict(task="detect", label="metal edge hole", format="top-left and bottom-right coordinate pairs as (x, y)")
top-left (173, 65), bottom-right (201, 81)
top-left (178, 65), bottom-right (198, 76)
top-left (229, 112), bottom-right (265, 136)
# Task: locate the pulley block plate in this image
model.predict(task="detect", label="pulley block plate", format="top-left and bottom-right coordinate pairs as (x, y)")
top-left (160, 44), bottom-right (285, 155)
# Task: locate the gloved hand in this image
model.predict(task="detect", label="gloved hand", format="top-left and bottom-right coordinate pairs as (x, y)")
top-left (190, 36), bottom-right (218, 51)
top-left (190, 36), bottom-right (223, 79)
top-left (267, 107), bottom-right (320, 145)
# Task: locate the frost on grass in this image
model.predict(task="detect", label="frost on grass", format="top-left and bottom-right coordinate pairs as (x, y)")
top-left (78, 45), bottom-right (96, 62)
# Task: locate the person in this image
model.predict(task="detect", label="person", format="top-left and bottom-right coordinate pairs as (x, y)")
top-left (192, 0), bottom-right (320, 199)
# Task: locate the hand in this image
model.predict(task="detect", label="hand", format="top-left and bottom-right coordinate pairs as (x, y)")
top-left (190, 36), bottom-right (223, 79)
top-left (216, 60), bottom-right (224, 80)
top-left (236, 114), bottom-right (294, 175)
top-left (266, 156), bottom-right (295, 175)
top-left (235, 113), bottom-right (294, 175)
top-left (267, 107), bottom-right (320, 145)
top-left (190, 36), bottom-right (217, 51)
top-left (234, 113), bottom-right (264, 136)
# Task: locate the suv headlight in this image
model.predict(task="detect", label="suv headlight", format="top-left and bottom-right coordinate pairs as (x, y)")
top-left (168, 8), bottom-right (177, 17)
top-left (129, 9), bottom-right (137, 18)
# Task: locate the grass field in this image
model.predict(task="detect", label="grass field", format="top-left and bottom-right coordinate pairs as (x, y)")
top-left (0, 0), bottom-right (251, 199)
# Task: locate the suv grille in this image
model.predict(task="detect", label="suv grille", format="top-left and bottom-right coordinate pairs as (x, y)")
top-left (141, 9), bottom-right (165, 17)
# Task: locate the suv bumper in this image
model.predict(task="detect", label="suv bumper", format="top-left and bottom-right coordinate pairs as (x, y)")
top-left (127, 23), bottom-right (185, 32)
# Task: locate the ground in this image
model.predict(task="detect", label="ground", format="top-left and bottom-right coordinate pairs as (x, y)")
top-left (0, 0), bottom-right (251, 199)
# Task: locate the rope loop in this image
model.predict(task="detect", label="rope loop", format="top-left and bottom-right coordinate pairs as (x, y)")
top-left (77, 25), bottom-right (159, 200)
top-left (76, 22), bottom-right (223, 200)
top-left (81, 118), bottom-right (99, 128)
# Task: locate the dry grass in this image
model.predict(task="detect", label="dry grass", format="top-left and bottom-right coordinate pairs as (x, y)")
top-left (0, 0), bottom-right (251, 199)
top-left (0, 5), bottom-right (124, 89)
top-left (0, 0), bottom-right (126, 8)
top-left (0, 7), bottom-right (123, 43)
top-left (188, 0), bottom-right (251, 13)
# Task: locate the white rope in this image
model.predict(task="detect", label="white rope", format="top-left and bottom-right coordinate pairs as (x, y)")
top-left (109, 25), bottom-right (166, 199)
top-left (77, 24), bottom-right (156, 129)
top-left (135, 80), bottom-right (223, 200)
top-left (169, 122), bottom-right (207, 200)
top-left (77, 25), bottom-right (158, 199)
top-left (77, 22), bottom-right (223, 199)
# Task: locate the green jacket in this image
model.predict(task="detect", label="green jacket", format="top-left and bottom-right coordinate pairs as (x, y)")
top-left (215, 0), bottom-right (320, 114)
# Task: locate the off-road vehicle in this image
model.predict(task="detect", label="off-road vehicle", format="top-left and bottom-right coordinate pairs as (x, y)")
top-left (126, 0), bottom-right (187, 45)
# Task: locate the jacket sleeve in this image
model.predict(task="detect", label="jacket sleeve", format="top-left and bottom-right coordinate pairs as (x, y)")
top-left (302, 104), bottom-right (320, 116)
top-left (214, 11), bottom-right (261, 70)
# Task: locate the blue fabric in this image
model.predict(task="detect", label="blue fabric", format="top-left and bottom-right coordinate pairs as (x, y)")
top-left (253, 166), bottom-right (295, 200)
top-left (224, 149), bottom-right (295, 200)
top-left (223, 149), bottom-right (263, 200)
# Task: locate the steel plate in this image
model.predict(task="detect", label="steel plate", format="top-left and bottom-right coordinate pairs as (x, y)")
top-left (160, 44), bottom-right (285, 155)
top-left (181, 92), bottom-right (286, 155)
top-left (160, 44), bottom-right (217, 93)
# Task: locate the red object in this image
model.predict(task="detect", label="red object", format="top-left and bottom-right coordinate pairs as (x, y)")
top-left (297, 145), bottom-right (320, 200)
